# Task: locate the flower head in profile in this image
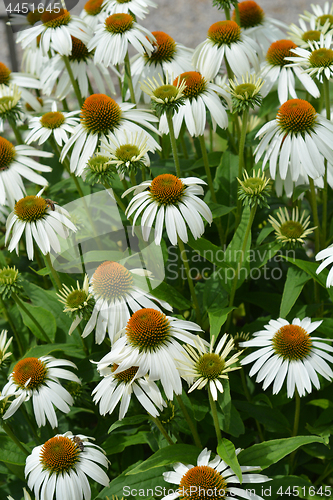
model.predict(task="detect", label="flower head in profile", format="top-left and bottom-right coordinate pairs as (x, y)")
top-left (231, 1), bottom-right (287, 53)
top-left (286, 33), bottom-right (333, 82)
top-left (241, 317), bottom-right (333, 397)
top-left (101, 129), bottom-right (157, 178)
top-left (123, 174), bottom-right (213, 245)
top-left (103, 0), bottom-right (157, 20)
top-left (1, 356), bottom-right (81, 427)
top-left (268, 207), bottom-right (315, 246)
top-left (260, 39), bottom-right (320, 104)
top-left (237, 169), bottom-right (271, 208)
top-left (180, 334), bottom-right (241, 400)
top-left (92, 358), bottom-right (166, 419)
top-left (227, 72), bottom-right (264, 113)
top-left (96, 308), bottom-right (203, 399)
top-left (162, 447), bottom-right (271, 500)
top-left (26, 101), bottom-right (80, 146)
top-left (0, 60), bottom-right (42, 112)
top-left (60, 93), bottom-right (159, 176)
top-left (316, 243), bottom-right (333, 287)
top-left (288, 17), bottom-right (332, 48)
top-left (0, 330), bottom-right (13, 365)
top-left (140, 72), bottom-right (186, 116)
top-left (88, 12), bottom-right (155, 66)
top-left (84, 154), bottom-right (117, 185)
top-left (5, 190), bottom-right (77, 260)
top-left (0, 136), bottom-right (52, 207)
top-left (300, 2), bottom-right (333, 29)
top-left (0, 84), bottom-right (22, 132)
top-left (81, 261), bottom-right (172, 344)
top-left (193, 20), bottom-right (260, 81)
top-left (25, 431), bottom-right (109, 500)
top-left (0, 266), bottom-right (23, 299)
top-left (57, 275), bottom-right (95, 335)
top-left (255, 99), bottom-right (333, 183)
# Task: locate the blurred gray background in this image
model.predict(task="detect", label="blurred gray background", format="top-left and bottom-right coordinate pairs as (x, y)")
top-left (0, 0), bottom-right (318, 70)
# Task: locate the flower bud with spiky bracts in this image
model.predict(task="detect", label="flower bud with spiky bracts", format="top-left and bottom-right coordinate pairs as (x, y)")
top-left (212, 0), bottom-right (239, 11)
top-left (84, 155), bottom-right (117, 186)
top-left (0, 266), bottom-right (23, 299)
top-left (57, 275), bottom-right (95, 335)
top-left (140, 72), bottom-right (186, 117)
top-left (237, 169), bottom-right (271, 208)
top-left (227, 73), bottom-right (263, 113)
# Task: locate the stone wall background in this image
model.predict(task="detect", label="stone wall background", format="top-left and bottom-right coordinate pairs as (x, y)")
top-left (0, 0), bottom-right (319, 70)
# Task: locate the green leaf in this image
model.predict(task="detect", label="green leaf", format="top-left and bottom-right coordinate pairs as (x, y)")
top-left (208, 306), bottom-right (235, 339)
top-left (280, 267), bottom-right (310, 317)
top-left (238, 436), bottom-right (326, 470)
top-left (192, 151), bottom-right (223, 170)
top-left (187, 234), bottom-right (230, 269)
top-left (152, 281), bottom-right (191, 309)
top-left (217, 439), bottom-right (242, 483)
top-left (234, 401), bottom-right (291, 434)
top-left (292, 184), bottom-right (309, 202)
top-left (127, 444), bottom-right (200, 475)
top-left (0, 436), bottom-right (27, 466)
top-left (23, 343), bottom-right (81, 359)
top-left (108, 415), bottom-right (148, 433)
top-left (208, 202), bottom-right (235, 219)
top-left (249, 242), bottom-right (282, 270)
top-left (103, 431), bottom-right (150, 456)
top-left (256, 226), bottom-right (274, 245)
top-left (18, 302), bottom-right (56, 342)
top-left (97, 464), bottom-right (168, 500)
top-left (214, 150), bottom-right (239, 206)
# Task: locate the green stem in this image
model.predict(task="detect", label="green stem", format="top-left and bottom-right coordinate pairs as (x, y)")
top-left (322, 77), bottom-right (330, 246)
top-left (44, 253), bottom-right (62, 290)
top-left (2, 421), bottom-right (30, 456)
top-left (240, 368), bottom-right (265, 442)
top-left (235, 109), bottom-right (248, 229)
top-left (309, 178), bottom-right (320, 254)
top-left (234, 3), bottom-right (241, 25)
top-left (208, 388), bottom-right (222, 444)
top-left (12, 293), bottom-right (51, 343)
top-left (175, 394), bottom-right (202, 448)
top-left (8, 117), bottom-right (23, 144)
top-left (166, 111), bottom-right (181, 177)
top-left (103, 182), bottom-right (127, 214)
top-left (178, 237), bottom-right (201, 325)
top-left (224, 5), bottom-right (231, 19)
top-left (199, 134), bottom-right (225, 245)
top-left (116, 63), bottom-right (123, 97)
top-left (61, 98), bottom-right (69, 112)
top-left (0, 296), bottom-right (23, 357)
top-left (63, 56), bottom-right (83, 107)
top-left (141, 165), bottom-right (146, 181)
top-left (225, 203), bottom-right (257, 333)
top-left (149, 415), bottom-right (174, 445)
top-left (124, 52), bottom-right (136, 106)
top-left (292, 389), bottom-right (301, 437)
top-left (77, 322), bottom-right (89, 356)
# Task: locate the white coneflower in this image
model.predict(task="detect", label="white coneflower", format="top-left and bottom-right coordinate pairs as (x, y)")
top-left (159, 71), bottom-right (231, 137)
top-left (286, 33), bottom-right (333, 82)
top-left (1, 356), bottom-right (81, 427)
top-left (60, 93), bottom-right (159, 176)
top-left (300, 1), bottom-right (333, 28)
top-left (25, 101), bottom-right (80, 146)
top-left (82, 261), bottom-right (172, 344)
top-left (0, 330), bottom-right (13, 365)
top-left (0, 61), bottom-right (42, 113)
top-left (232, 0), bottom-right (287, 53)
top-left (0, 84), bottom-right (23, 132)
top-left (92, 359), bottom-right (166, 419)
top-left (180, 334), bottom-right (241, 400)
top-left (41, 36), bottom-right (116, 100)
top-left (241, 317), bottom-right (333, 397)
top-left (140, 71), bottom-right (186, 115)
top-left (130, 31), bottom-right (194, 102)
top-left (103, 0), bottom-right (157, 20)
top-left (260, 39), bottom-right (320, 104)
top-left (88, 13), bottom-right (155, 66)
top-left (96, 308), bottom-right (203, 399)
top-left (288, 17), bottom-right (332, 48)
top-left (5, 190), bottom-right (76, 260)
top-left (25, 431), bottom-right (109, 500)
top-left (123, 174), bottom-right (213, 245)
top-left (268, 207), bottom-right (315, 245)
top-left (316, 243), bottom-right (333, 287)
top-left (57, 275), bottom-right (95, 335)
top-left (193, 20), bottom-right (260, 81)
top-left (0, 137), bottom-right (52, 207)
top-left (255, 99), bottom-right (333, 183)
top-left (81, 0), bottom-right (106, 29)
top-left (16, 8), bottom-right (92, 56)
top-left (162, 447), bottom-right (270, 500)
